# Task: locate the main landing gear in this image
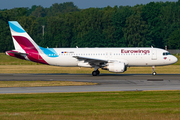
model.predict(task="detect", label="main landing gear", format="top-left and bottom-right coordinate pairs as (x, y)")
top-left (152, 66), bottom-right (157, 76)
top-left (92, 70), bottom-right (100, 76)
top-left (92, 66), bottom-right (100, 76)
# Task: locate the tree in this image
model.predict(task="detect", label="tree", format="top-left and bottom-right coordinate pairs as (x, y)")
top-left (27, 5), bottom-right (38, 16)
top-left (1, 1), bottom-right (180, 52)
top-left (168, 30), bottom-right (180, 49)
top-left (46, 2), bottom-right (79, 16)
top-left (76, 28), bottom-right (107, 47)
top-left (30, 6), bottom-right (46, 18)
top-left (141, 2), bottom-right (163, 48)
top-left (122, 6), bottom-right (151, 47)
top-left (112, 6), bottom-right (133, 47)
top-left (15, 8), bottom-right (27, 17)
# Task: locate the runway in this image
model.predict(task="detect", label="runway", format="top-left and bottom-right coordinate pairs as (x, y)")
top-left (0, 73), bottom-right (180, 94)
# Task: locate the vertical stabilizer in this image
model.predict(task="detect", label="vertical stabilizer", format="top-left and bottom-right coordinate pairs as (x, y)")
top-left (8, 21), bottom-right (39, 52)
top-left (7, 21), bottom-right (48, 64)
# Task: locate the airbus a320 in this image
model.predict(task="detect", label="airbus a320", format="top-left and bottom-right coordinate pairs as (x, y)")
top-left (6, 21), bottom-right (178, 76)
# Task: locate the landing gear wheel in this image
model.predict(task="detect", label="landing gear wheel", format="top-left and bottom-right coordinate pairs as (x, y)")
top-left (152, 72), bottom-right (157, 76)
top-left (92, 71), bottom-right (98, 76)
top-left (92, 70), bottom-right (100, 76)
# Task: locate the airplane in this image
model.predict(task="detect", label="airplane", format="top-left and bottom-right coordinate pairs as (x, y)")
top-left (6, 21), bottom-right (178, 76)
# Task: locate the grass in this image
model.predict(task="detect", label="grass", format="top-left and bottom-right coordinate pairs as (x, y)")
top-left (0, 53), bottom-right (38, 65)
top-left (0, 81), bottom-right (97, 87)
top-left (0, 91), bottom-right (180, 120)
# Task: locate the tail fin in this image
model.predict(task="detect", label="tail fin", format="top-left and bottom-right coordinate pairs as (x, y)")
top-left (7, 21), bottom-right (58, 64)
top-left (8, 21), bottom-right (39, 52)
top-left (7, 21), bottom-right (48, 64)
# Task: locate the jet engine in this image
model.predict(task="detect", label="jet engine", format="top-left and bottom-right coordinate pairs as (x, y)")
top-left (107, 62), bottom-right (126, 73)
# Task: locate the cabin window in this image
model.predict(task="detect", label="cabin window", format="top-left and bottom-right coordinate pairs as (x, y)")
top-left (163, 52), bottom-right (171, 56)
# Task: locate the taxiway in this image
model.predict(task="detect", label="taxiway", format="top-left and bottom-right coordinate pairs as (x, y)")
top-left (0, 73), bottom-right (180, 94)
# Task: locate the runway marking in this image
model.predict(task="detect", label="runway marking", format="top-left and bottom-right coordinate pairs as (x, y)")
top-left (147, 79), bottom-right (164, 81)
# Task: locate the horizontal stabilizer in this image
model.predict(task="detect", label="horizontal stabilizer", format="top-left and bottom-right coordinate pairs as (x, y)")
top-left (6, 50), bottom-right (28, 56)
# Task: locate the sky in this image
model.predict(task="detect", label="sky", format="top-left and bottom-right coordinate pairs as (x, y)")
top-left (0, 0), bottom-right (178, 10)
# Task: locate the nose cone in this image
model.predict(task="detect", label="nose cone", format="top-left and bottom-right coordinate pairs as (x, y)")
top-left (171, 56), bottom-right (178, 64)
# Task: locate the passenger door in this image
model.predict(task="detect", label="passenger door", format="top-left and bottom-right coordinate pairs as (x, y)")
top-left (151, 50), bottom-right (157, 60)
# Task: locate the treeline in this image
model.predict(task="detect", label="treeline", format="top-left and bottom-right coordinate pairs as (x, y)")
top-left (0, 1), bottom-right (180, 52)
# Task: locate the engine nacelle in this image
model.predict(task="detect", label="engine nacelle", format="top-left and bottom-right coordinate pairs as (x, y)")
top-left (107, 62), bottom-right (126, 73)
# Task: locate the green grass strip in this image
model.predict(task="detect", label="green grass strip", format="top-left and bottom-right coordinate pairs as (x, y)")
top-left (0, 91), bottom-right (180, 120)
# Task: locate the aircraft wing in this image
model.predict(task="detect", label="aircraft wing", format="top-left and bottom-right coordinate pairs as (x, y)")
top-left (73, 56), bottom-right (128, 67)
top-left (73, 56), bottom-right (108, 66)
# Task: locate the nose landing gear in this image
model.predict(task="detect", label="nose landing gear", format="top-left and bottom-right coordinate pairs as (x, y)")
top-left (152, 66), bottom-right (157, 76)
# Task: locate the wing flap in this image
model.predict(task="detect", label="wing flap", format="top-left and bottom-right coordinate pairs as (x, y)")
top-left (73, 56), bottom-right (108, 63)
top-left (73, 56), bottom-right (109, 67)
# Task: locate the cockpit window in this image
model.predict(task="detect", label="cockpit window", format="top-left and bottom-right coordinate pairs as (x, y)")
top-left (163, 52), bottom-right (171, 56)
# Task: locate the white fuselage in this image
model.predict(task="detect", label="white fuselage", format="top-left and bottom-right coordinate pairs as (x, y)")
top-left (39, 47), bottom-right (177, 67)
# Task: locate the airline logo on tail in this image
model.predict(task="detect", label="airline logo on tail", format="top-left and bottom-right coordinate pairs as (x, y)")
top-left (6, 21), bottom-right (59, 65)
